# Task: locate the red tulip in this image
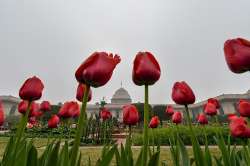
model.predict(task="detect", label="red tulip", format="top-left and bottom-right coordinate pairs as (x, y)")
top-left (40, 101), bottom-right (51, 112)
top-left (100, 108), bottom-right (112, 121)
top-left (19, 76), bottom-right (44, 101)
top-left (18, 101), bottom-right (40, 117)
top-left (132, 52), bottom-right (161, 86)
top-left (172, 112), bottom-right (182, 124)
top-left (224, 38), bottom-right (250, 73)
top-left (172, 81), bottom-right (195, 105)
top-left (48, 115), bottom-right (60, 128)
top-left (227, 113), bottom-right (238, 122)
top-left (207, 98), bottom-right (220, 109)
top-left (58, 101), bottom-right (80, 118)
top-left (229, 117), bottom-right (250, 138)
top-left (31, 110), bottom-right (43, 118)
top-left (75, 52), bottom-right (120, 87)
top-left (122, 104), bottom-right (139, 126)
top-left (165, 105), bottom-right (174, 117)
top-left (0, 101), bottom-right (5, 126)
top-left (197, 113), bottom-right (208, 125)
top-left (76, 84), bottom-right (92, 102)
top-left (238, 99), bottom-right (250, 117)
top-left (28, 117), bottom-right (37, 125)
top-left (149, 116), bottom-right (160, 128)
top-left (204, 102), bottom-right (217, 116)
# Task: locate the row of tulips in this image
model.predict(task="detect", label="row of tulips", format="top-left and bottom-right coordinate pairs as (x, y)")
top-left (0, 37), bottom-right (250, 166)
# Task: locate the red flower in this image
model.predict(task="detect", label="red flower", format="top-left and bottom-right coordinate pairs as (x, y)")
top-left (18, 101), bottom-right (40, 117)
top-left (172, 112), bottom-right (182, 124)
top-left (100, 108), bottom-right (112, 121)
top-left (76, 84), bottom-right (92, 102)
top-left (48, 115), bottom-right (60, 128)
top-left (75, 52), bottom-right (120, 87)
top-left (165, 105), bottom-right (174, 117)
top-left (40, 101), bottom-right (51, 112)
top-left (238, 99), bottom-right (250, 117)
top-left (58, 101), bottom-right (80, 118)
top-left (149, 116), bottom-right (160, 128)
top-left (224, 38), bottom-right (250, 73)
top-left (229, 117), bottom-right (250, 138)
top-left (227, 113), bottom-right (238, 122)
top-left (122, 104), bottom-right (139, 126)
top-left (19, 76), bottom-right (44, 101)
top-left (207, 98), bottom-right (220, 109)
top-left (0, 101), bottom-right (4, 126)
top-left (197, 113), bottom-right (208, 125)
top-left (171, 81), bottom-right (195, 105)
top-left (204, 102), bottom-right (217, 116)
top-left (28, 117), bottom-right (37, 125)
top-left (132, 52), bottom-right (161, 86)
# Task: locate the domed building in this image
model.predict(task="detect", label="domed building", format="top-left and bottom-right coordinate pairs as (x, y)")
top-left (86, 87), bottom-right (132, 121)
top-left (111, 88), bottom-right (132, 104)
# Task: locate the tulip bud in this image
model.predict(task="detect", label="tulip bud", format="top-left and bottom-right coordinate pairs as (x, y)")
top-left (40, 101), bottom-right (51, 112)
top-left (165, 105), bottom-right (174, 117)
top-left (100, 108), bottom-right (112, 121)
top-left (149, 116), bottom-right (160, 128)
top-left (48, 115), bottom-right (60, 128)
top-left (229, 117), bottom-right (250, 138)
top-left (172, 112), bottom-right (182, 124)
top-left (76, 84), bottom-right (92, 102)
top-left (238, 100), bottom-right (250, 117)
top-left (122, 104), bottom-right (139, 126)
top-left (18, 101), bottom-right (40, 117)
top-left (75, 52), bottom-right (120, 87)
top-left (224, 38), bottom-right (250, 73)
top-left (172, 81), bottom-right (195, 105)
top-left (207, 98), bottom-right (220, 109)
top-left (58, 101), bottom-right (80, 118)
top-left (197, 113), bottom-right (208, 125)
top-left (132, 52), bottom-right (161, 86)
top-left (19, 76), bottom-right (44, 101)
top-left (204, 102), bottom-right (217, 116)
top-left (227, 113), bottom-right (238, 122)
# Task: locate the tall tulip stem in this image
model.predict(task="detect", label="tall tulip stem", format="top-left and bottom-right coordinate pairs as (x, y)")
top-left (142, 85), bottom-right (149, 165)
top-left (15, 101), bottom-right (31, 144)
top-left (184, 105), bottom-right (193, 130)
top-left (71, 84), bottom-right (90, 166)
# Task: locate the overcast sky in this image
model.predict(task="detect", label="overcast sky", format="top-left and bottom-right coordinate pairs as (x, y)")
top-left (1, 0), bottom-right (250, 105)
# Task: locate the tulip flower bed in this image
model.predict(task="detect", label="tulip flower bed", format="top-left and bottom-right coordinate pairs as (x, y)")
top-left (0, 40), bottom-right (250, 166)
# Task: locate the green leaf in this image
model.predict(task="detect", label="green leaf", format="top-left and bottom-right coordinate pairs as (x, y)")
top-left (178, 137), bottom-right (190, 166)
top-left (97, 145), bottom-right (117, 166)
top-left (27, 145), bottom-right (38, 166)
top-left (47, 141), bottom-right (60, 166)
top-left (148, 151), bottom-right (160, 166)
top-left (135, 147), bottom-right (143, 166)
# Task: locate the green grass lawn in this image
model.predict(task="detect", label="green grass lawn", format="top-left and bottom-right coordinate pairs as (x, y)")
top-left (0, 137), bottom-right (221, 165)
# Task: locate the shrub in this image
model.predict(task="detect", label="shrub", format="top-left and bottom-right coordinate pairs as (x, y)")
top-left (132, 125), bottom-right (247, 145)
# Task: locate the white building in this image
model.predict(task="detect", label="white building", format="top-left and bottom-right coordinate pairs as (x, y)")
top-left (86, 87), bottom-right (132, 121)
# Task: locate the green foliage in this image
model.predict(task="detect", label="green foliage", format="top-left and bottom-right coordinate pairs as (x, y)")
top-left (132, 125), bottom-right (247, 146)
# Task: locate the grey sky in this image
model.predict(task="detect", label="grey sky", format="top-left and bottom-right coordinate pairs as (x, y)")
top-left (1, 0), bottom-right (250, 105)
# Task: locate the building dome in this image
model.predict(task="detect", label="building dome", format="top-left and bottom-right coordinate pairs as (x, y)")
top-left (111, 87), bottom-right (132, 104)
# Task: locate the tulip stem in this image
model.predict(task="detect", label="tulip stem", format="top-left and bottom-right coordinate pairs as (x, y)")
top-left (15, 102), bottom-right (31, 144)
top-left (142, 85), bottom-right (149, 165)
top-left (184, 105), bottom-right (193, 131)
top-left (70, 84), bottom-right (90, 166)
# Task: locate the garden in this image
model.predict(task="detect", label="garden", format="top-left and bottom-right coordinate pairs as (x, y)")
top-left (0, 38), bottom-right (250, 166)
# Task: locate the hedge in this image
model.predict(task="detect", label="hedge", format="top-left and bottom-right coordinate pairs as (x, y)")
top-left (132, 125), bottom-right (247, 145)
